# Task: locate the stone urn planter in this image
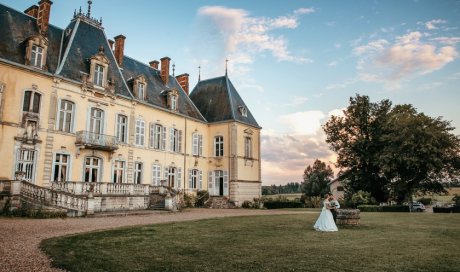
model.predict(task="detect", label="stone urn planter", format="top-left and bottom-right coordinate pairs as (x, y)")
top-left (336, 209), bottom-right (360, 226)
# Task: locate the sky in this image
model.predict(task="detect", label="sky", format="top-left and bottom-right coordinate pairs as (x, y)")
top-left (3, 0), bottom-right (460, 185)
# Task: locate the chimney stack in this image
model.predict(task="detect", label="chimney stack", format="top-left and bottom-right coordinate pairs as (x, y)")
top-left (24, 5), bottom-right (39, 18)
top-left (37, 0), bottom-right (53, 34)
top-left (160, 57), bottom-right (171, 85)
top-left (176, 73), bottom-right (190, 95)
top-left (149, 60), bottom-right (159, 69)
top-left (114, 35), bottom-right (126, 66)
top-left (108, 39), bottom-right (114, 51)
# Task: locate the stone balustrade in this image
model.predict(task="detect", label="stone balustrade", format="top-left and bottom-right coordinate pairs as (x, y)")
top-left (51, 181), bottom-right (151, 196)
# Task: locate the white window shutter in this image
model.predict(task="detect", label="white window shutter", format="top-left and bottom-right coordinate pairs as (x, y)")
top-left (199, 170), bottom-right (203, 190)
top-left (178, 130), bottom-right (183, 153)
top-left (169, 128), bottom-right (174, 151)
top-left (208, 171), bottom-right (213, 195)
top-left (149, 123), bottom-right (154, 148)
top-left (164, 167), bottom-right (168, 183)
top-left (223, 171), bottom-right (229, 196)
top-left (161, 126), bottom-right (166, 150)
top-left (198, 135), bottom-right (203, 156)
top-left (177, 168), bottom-right (182, 188)
top-left (188, 169), bottom-right (192, 189)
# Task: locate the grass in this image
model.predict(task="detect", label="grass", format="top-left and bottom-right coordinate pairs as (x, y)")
top-left (41, 212), bottom-right (460, 272)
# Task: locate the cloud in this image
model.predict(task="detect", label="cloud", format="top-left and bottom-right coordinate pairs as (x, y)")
top-left (278, 111), bottom-right (325, 136)
top-left (430, 37), bottom-right (460, 45)
top-left (328, 61), bottom-right (338, 67)
top-left (353, 31), bottom-right (459, 83)
top-left (424, 19), bottom-right (446, 30)
top-left (282, 96), bottom-right (309, 107)
top-left (193, 6), bottom-right (313, 76)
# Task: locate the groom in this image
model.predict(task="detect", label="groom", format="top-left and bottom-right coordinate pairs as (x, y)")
top-left (329, 195), bottom-right (340, 223)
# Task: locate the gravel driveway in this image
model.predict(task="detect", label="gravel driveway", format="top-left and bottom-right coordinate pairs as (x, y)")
top-left (0, 209), bottom-right (309, 272)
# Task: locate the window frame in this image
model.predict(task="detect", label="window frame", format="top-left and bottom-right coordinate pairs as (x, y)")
top-left (52, 153), bottom-right (70, 182)
top-left (244, 136), bottom-right (253, 159)
top-left (116, 114), bottom-right (128, 143)
top-left (112, 159), bottom-right (126, 183)
top-left (152, 164), bottom-right (161, 186)
top-left (88, 107), bottom-right (105, 135)
top-left (23, 90), bottom-right (41, 114)
top-left (83, 156), bottom-right (102, 183)
top-left (57, 99), bottom-right (75, 133)
top-left (15, 148), bottom-right (37, 183)
top-left (134, 162), bottom-right (143, 184)
top-left (93, 64), bottom-right (104, 87)
top-left (31, 44), bottom-right (44, 68)
top-left (135, 119), bottom-right (145, 146)
top-left (214, 136), bottom-right (224, 157)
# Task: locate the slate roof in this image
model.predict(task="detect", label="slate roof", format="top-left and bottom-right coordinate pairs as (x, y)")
top-left (189, 75), bottom-right (260, 128)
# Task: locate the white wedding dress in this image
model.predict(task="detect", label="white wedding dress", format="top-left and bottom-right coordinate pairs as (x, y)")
top-left (313, 200), bottom-right (338, 232)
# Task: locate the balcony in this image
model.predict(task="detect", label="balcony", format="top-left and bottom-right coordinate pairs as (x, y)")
top-left (75, 131), bottom-right (119, 152)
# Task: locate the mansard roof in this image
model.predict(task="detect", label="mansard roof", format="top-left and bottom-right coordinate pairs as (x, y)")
top-left (0, 4), bottom-right (62, 73)
top-left (121, 56), bottom-right (206, 121)
top-left (189, 75), bottom-right (260, 128)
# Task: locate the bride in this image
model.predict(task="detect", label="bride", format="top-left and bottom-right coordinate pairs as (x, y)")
top-left (313, 194), bottom-right (338, 232)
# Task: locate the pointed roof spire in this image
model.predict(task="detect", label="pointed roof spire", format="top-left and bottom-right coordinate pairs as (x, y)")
top-left (87, 0), bottom-right (92, 18)
top-left (225, 58), bottom-right (229, 76)
top-left (198, 65), bottom-right (201, 82)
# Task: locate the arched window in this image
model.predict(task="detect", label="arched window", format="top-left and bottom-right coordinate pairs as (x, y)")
top-left (57, 100), bottom-right (74, 132)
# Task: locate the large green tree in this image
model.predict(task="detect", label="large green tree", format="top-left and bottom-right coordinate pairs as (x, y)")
top-left (301, 159), bottom-right (334, 197)
top-left (323, 94), bottom-right (460, 203)
top-left (323, 94), bottom-right (391, 202)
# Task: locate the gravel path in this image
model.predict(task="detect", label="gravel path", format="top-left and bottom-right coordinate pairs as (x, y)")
top-left (0, 209), bottom-right (310, 272)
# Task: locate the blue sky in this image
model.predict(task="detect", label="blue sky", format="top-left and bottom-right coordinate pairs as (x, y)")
top-left (4, 0), bottom-right (460, 185)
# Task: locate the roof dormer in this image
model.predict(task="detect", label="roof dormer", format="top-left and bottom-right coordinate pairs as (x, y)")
top-left (133, 75), bottom-right (147, 101)
top-left (24, 34), bottom-right (48, 70)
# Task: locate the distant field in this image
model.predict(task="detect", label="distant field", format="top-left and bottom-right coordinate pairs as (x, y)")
top-left (263, 193), bottom-right (302, 200)
top-left (422, 187), bottom-right (459, 203)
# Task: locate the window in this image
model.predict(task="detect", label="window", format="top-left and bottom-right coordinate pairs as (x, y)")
top-left (171, 95), bottom-right (177, 111)
top-left (134, 162), bottom-right (143, 184)
top-left (169, 128), bottom-right (182, 153)
top-left (188, 169), bottom-right (202, 190)
top-left (16, 149), bottom-right (36, 182)
top-left (152, 124), bottom-right (165, 150)
top-left (57, 100), bottom-right (74, 132)
top-left (116, 114), bottom-right (128, 143)
top-left (192, 133), bottom-right (203, 156)
top-left (165, 167), bottom-right (182, 188)
top-left (137, 82), bottom-right (145, 100)
top-left (84, 157), bottom-right (101, 182)
top-left (31, 45), bottom-right (43, 68)
top-left (135, 119), bottom-right (145, 146)
top-left (53, 153), bottom-right (69, 182)
top-left (93, 64), bottom-right (104, 87)
top-left (23, 90), bottom-right (41, 114)
top-left (112, 160), bottom-right (126, 183)
top-left (152, 164), bottom-right (161, 186)
top-left (208, 170), bottom-right (228, 196)
top-left (89, 108), bottom-right (104, 134)
top-left (214, 136), bottom-right (224, 157)
top-left (239, 106), bottom-right (248, 117)
top-left (244, 137), bottom-right (252, 158)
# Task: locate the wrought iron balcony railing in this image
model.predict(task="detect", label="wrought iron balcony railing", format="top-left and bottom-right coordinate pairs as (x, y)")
top-left (75, 131), bottom-right (119, 151)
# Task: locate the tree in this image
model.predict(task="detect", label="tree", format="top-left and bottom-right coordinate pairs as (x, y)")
top-left (301, 159), bottom-right (334, 197)
top-left (379, 104), bottom-right (460, 203)
top-left (323, 94), bottom-right (392, 202)
top-left (324, 94), bottom-right (460, 203)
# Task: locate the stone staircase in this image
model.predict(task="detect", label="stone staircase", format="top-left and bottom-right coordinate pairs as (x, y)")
top-left (204, 196), bottom-right (235, 209)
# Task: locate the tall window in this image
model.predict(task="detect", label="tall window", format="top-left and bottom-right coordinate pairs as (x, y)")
top-left (169, 128), bottom-right (182, 152)
top-left (134, 162), bottom-right (143, 184)
top-left (152, 124), bottom-right (165, 150)
top-left (189, 169), bottom-right (202, 189)
top-left (214, 136), bottom-right (224, 157)
top-left (16, 149), bottom-right (36, 182)
top-left (171, 95), bottom-right (177, 111)
top-left (53, 153), bottom-right (69, 182)
top-left (165, 167), bottom-right (182, 188)
top-left (137, 82), bottom-right (145, 100)
top-left (244, 137), bottom-right (252, 158)
top-left (167, 167), bottom-right (176, 188)
top-left (89, 108), bottom-right (104, 134)
top-left (31, 45), bottom-right (43, 68)
top-left (84, 156), bottom-right (101, 182)
top-left (93, 64), bottom-right (104, 87)
top-left (192, 133), bottom-right (203, 156)
top-left (116, 114), bottom-right (128, 143)
top-left (23, 90), bottom-right (41, 113)
top-left (57, 100), bottom-right (74, 132)
top-left (152, 164), bottom-right (161, 186)
top-left (112, 160), bottom-right (126, 183)
top-left (135, 119), bottom-right (145, 146)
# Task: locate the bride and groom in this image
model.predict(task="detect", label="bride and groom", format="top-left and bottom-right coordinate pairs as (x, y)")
top-left (313, 194), bottom-right (340, 232)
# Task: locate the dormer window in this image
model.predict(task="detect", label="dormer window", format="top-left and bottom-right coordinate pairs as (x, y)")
top-left (171, 95), bottom-right (177, 111)
top-left (165, 89), bottom-right (179, 111)
top-left (31, 45), bottom-right (43, 68)
top-left (93, 64), bottom-right (104, 87)
top-left (24, 34), bottom-right (48, 69)
top-left (133, 76), bottom-right (147, 100)
top-left (239, 106), bottom-right (247, 117)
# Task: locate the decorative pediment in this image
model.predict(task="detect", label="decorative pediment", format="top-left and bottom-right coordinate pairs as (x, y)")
top-left (244, 128), bottom-right (254, 135)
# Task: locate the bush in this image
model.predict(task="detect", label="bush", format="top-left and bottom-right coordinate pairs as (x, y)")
top-left (433, 206), bottom-right (460, 213)
top-left (381, 205), bottom-right (410, 212)
top-left (452, 194), bottom-right (460, 206)
top-left (300, 195), bottom-right (322, 208)
top-left (350, 190), bottom-right (377, 207)
top-left (357, 205), bottom-right (382, 212)
top-left (263, 201), bottom-right (303, 209)
top-left (195, 190), bottom-right (209, 207)
top-left (242, 200), bottom-right (253, 209)
top-left (183, 193), bottom-right (195, 208)
top-left (417, 197), bottom-right (432, 205)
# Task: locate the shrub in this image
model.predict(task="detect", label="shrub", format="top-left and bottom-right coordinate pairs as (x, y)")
top-left (183, 193), bottom-right (195, 208)
top-left (357, 205), bottom-right (382, 212)
top-left (195, 190), bottom-right (209, 207)
top-left (452, 194), bottom-right (460, 206)
top-left (381, 205), bottom-right (410, 212)
top-left (417, 197), bottom-right (432, 205)
top-left (350, 190), bottom-right (377, 208)
top-left (242, 200), bottom-right (253, 209)
top-left (433, 206), bottom-right (460, 213)
top-left (300, 195), bottom-right (322, 208)
top-left (263, 201), bottom-right (303, 209)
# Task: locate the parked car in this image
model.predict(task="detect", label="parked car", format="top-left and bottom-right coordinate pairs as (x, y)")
top-left (411, 201), bottom-right (426, 212)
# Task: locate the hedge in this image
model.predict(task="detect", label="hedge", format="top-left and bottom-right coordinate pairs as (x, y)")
top-left (357, 205), bottom-right (382, 212)
top-left (263, 201), bottom-right (303, 209)
top-left (433, 206), bottom-right (460, 213)
top-left (357, 205), bottom-right (410, 212)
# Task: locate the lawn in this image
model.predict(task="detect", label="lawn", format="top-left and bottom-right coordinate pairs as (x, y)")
top-left (41, 212), bottom-right (460, 272)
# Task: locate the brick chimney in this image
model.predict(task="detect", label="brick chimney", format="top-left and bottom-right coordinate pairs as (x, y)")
top-left (149, 60), bottom-right (159, 69)
top-left (160, 57), bottom-right (171, 85)
top-left (37, 0), bottom-right (53, 34)
top-left (108, 39), bottom-right (114, 51)
top-left (176, 73), bottom-right (190, 95)
top-left (114, 35), bottom-right (126, 66)
top-left (24, 5), bottom-right (39, 18)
